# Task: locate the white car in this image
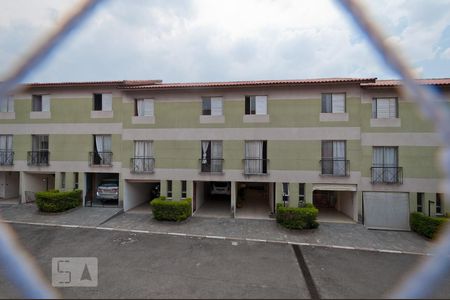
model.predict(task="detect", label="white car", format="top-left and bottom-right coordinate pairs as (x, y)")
top-left (210, 182), bottom-right (231, 195)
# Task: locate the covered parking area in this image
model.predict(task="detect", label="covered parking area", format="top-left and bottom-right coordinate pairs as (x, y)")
top-left (312, 184), bottom-right (357, 223)
top-left (85, 172), bottom-right (119, 207)
top-left (124, 180), bottom-right (160, 212)
top-left (0, 171), bottom-right (20, 203)
top-left (20, 172), bottom-right (55, 203)
top-left (236, 182), bottom-right (274, 219)
top-left (194, 181), bottom-right (231, 218)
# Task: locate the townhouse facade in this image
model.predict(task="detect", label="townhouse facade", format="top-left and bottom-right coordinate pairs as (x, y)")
top-left (0, 77), bottom-right (448, 230)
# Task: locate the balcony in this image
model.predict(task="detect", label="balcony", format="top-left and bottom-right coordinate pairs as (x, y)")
top-left (0, 151), bottom-right (14, 166)
top-left (371, 166), bottom-right (403, 184)
top-left (131, 157), bottom-right (155, 173)
top-left (243, 158), bottom-right (269, 175)
top-left (27, 151), bottom-right (49, 166)
top-left (199, 158), bottom-right (224, 173)
top-left (320, 159), bottom-right (350, 177)
top-left (89, 151), bottom-right (113, 166)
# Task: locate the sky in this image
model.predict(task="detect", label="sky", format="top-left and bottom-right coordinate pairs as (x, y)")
top-left (0, 0), bottom-right (449, 83)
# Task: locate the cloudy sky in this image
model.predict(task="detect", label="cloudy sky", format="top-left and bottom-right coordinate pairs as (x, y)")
top-left (0, 0), bottom-right (449, 83)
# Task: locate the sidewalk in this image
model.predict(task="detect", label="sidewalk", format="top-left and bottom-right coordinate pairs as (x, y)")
top-left (102, 210), bottom-right (433, 254)
top-left (0, 203), bottom-right (122, 227)
top-left (0, 203), bottom-right (433, 254)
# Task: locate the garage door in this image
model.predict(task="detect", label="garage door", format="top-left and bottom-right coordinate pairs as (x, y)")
top-left (363, 192), bottom-right (410, 231)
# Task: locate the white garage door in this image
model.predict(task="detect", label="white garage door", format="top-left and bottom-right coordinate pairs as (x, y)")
top-left (363, 192), bottom-right (410, 231)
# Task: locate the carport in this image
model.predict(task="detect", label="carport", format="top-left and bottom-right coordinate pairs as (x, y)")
top-left (85, 172), bottom-right (119, 207)
top-left (124, 180), bottom-right (159, 211)
top-left (0, 171), bottom-right (20, 202)
top-left (312, 184), bottom-right (357, 223)
top-left (236, 182), bottom-right (274, 219)
top-left (20, 172), bottom-right (55, 203)
top-left (194, 181), bottom-right (231, 218)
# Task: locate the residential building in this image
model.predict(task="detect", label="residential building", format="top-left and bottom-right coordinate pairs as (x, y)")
top-left (0, 78), bottom-right (448, 230)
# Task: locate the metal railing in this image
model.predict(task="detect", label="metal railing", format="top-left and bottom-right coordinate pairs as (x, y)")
top-left (130, 157), bottom-right (155, 173)
top-left (0, 151), bottom-right (14, 166)
top-left (199, 158), bottom-right (224, 173)
top-left (243, 158), bottom-right (269, 175)
top-left (371, 166), bottom-right (403, 184)
top-left (27, 151), bottom-right (49, 166)
top-left (320, 159), bottom-right (349, 176)
top-left (89, 151), bottom-right (112, 166)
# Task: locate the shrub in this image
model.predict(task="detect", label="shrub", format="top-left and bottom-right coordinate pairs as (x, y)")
top-left (150, 197), bottom-right (192, 222)
top-left (410, 212), bottom-right (448, 239)
top-left (276, 203), bottom-right (319, 229)
top-left (36, 189), bottom-right (82, 213)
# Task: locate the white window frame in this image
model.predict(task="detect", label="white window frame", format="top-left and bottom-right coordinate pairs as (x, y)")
top-left (0, 95), bottom-right (14, 112)
top-left (322, 93), bottom-right (346, 113)
top-left (372, 97), bottom-right (398, 119)
top-left (136, 99), bottom-right (154, 117)
top-left (246, 95), bottom-right (267, 115)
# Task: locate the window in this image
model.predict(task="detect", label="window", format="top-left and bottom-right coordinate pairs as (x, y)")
top-left (417, 193), bottom-right (423, 213)
top-left (322, 93), bottom-right (345, 113)
top-left (245, 96), bottom-right (267, 115)
top-left (202, 97), bottom-right (223, 116)
top-left (32, 95), bottom-right (50, 112)
top-left (133, 141), bottom-right (154, 172)
top-left (282, 183), bottom-right (289, 203)
top-left (0, 135), bottom-right (13, 165)
top-left (167, 180), bottom-right (172, 198)
top-left (135, 99), bottom-right (154, 117)
top-left (372, 98), bottom-right (398, 119)
top-left (30, 135), bottom-right (49, 165)
top-left (92, 135), bottom-right (112, 165)
top-left (321, 141), bottom-right (347, 176)
top-left (201, 141), bottom-right (223, 172)
top-left (74, 172), bottom-right (79, 189)
top-left (61, 172), bottom-right (66, 189)
top-left (244, 140), bottom-right (268, 174)
top-left (372, 146), bottom-right (399, 183)
top-left (436, 193), bottom-right (442, 215)
top-left (298, 183), bottom-right (305, 207)
top-left (0, 95), bottom-right (14, 112)
top-left (181, 181), bottom-right (187, 198)
top-left (93, 93), bottom-right (112, 111)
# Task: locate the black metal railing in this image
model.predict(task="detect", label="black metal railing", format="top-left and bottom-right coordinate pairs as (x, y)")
top-left (0, 151), bottom-right (14, 165)
top-left (320, 159), bottom-right (350, 176)
top-left (371, 166), bottom-right (403, 184)
top-left (27, 151), bottom-right (49, 166)
top-left (89, 151), bottom-right (113, 166)
top-left (243, 158), bottom-right (269, 175)
top-left (199, 158), bottom-right (224, 173)
top-left (131, 157), bottom-right (155, 173)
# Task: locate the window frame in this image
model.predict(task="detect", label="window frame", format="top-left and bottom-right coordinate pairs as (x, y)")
top-left (245, 95), bottom-right (267, 115)
top-left (436, 193), bottom-right (442, 214)
top-left (372, 97), bottom-right (399, 119)
top-left (298, 183), bottom-right (305, 206)
top-left (321, 93), bottom-right (346, 113)
top-left (167, 180), bottom-right (173, 198)
top-left (61, 172), bottom-right (66, 189)
top-left (0, 95), bottom-right (14, 112)
top-left (282, 183), bottom-right (289, 203)
top-left (181, 180), bottom-right (187, 198)
top-left (135, 98), bottom-right (154, 117)
top-left (202, 96), bottom-right (223, 116)
top-left (417, 192), bottom-right (423, 213)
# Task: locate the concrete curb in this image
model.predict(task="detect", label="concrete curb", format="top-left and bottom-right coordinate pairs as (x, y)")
top-left (1, 220), bottom-right (430, 256)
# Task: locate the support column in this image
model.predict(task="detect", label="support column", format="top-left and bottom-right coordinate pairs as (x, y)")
top-left (19, 171), bottom-right (26, 203)
top-left (79, 172), bottom-right (87, 207)
top-left (231, 181), bottom-right (236, 218)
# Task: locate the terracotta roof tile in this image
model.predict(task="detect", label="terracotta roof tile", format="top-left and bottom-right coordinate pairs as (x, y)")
top-left (362, 78), bottom-right (450, 87)
top-left (25, 80), bottom-right (162, 88)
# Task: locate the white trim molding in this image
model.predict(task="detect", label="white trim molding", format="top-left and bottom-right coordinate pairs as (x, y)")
top-left (370, 118), bottom-right (401, 128)
top-left (199, 115), bottom-right (225, 124)
top-left (30, 111), bottom-right (51, 119)
top-left (319, 113), bottom-right (349, 122)
top-left (0, 112), bottom-right (16, 119)
top-left (243, 114), bottom-right (270, 123)
top-left (91, 111), bottom-right (114, 119)
top-left (132, 116), bottom-right (155, 124)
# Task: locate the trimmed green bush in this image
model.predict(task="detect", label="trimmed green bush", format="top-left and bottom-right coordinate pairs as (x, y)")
top-left (150, 197), bottom-right (192, 222)
top-left (410, 212), bottom-right (448, 239)
top-left (276, 203), bottom-right (319, 229)
top-left (36, 189), bottom-right (82, 213)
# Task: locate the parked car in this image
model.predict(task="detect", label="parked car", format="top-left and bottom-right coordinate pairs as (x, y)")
top-left (96, 179), bottom-right (119, 204)
top-left (210, 181), bottom-right (231, 195)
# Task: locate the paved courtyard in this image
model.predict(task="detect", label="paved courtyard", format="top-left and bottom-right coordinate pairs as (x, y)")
top-left (0, 203), bottom-right (435, 254)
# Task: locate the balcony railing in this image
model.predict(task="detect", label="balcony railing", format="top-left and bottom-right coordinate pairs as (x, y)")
top-left (89, 151), bottom-right (113, 166)
top-left (0, 151), bottom-right (14, 166)
top-left (27, 151), bottom-right (49, 166)
top-left (243, 158), bottom-right (269, 175)
top-left (131, 157), bottom-right (155, 173)
top-left (371, 166), bottom-right (403, 184)
top-left (199, 158), bottom-right (224, 173)
top-left (320, 159), bottom-right (350, 176)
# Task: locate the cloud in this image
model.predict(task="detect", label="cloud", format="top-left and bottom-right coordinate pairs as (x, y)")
top-left (0, 0), bottom-right (448, 83)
